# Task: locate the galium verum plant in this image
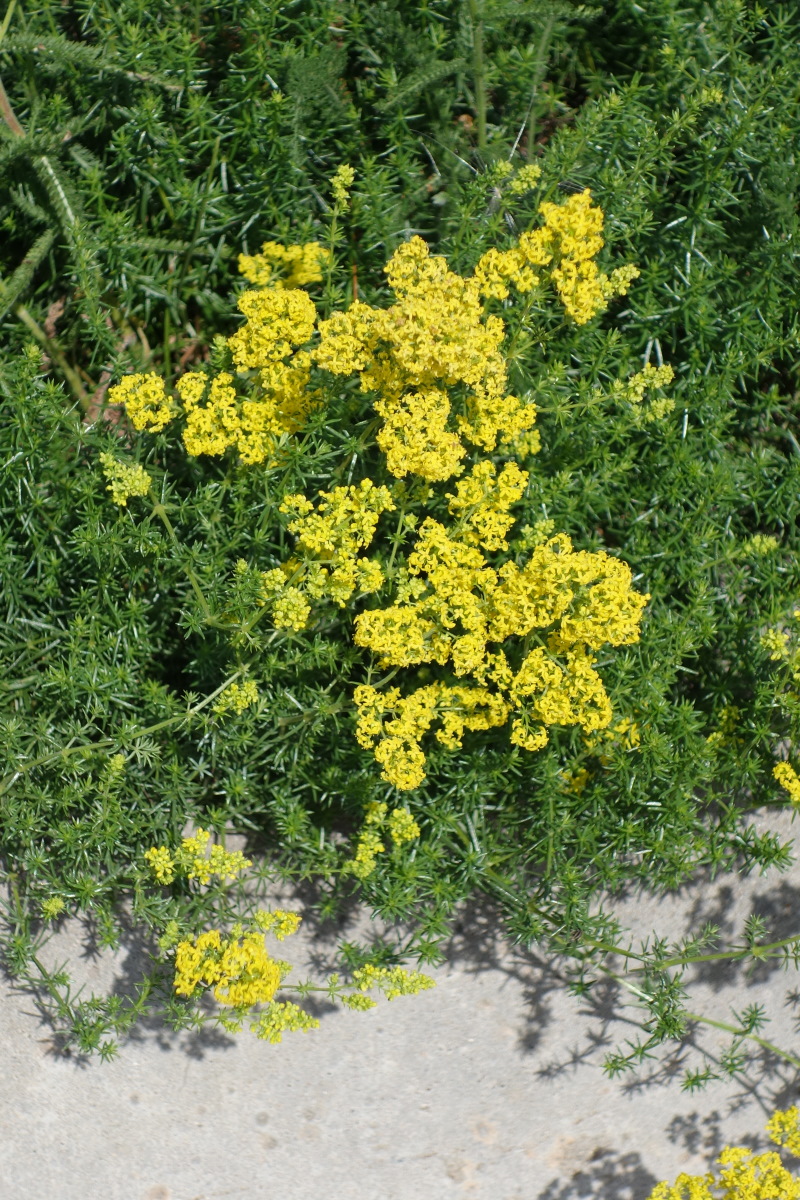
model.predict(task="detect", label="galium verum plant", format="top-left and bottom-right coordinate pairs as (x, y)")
top-left (104, 173), bottom-right (651, 804)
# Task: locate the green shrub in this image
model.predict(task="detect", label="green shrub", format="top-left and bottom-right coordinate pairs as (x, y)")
top-left (2, 0), bottom-right (800, 1072)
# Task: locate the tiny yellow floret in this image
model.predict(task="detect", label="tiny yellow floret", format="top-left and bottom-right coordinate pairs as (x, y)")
top-left (108, 372), bottom-right (174, 433)
top-left (99, 453), bottom-right (151, 506)
top-left (774, 761), bottom-right (800, 804)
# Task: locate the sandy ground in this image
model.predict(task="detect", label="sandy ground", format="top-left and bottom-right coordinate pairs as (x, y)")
top-left (3, 808), bottom-right (800, 1200)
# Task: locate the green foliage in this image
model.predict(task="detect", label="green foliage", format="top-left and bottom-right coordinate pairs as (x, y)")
top-left (2, 0), bottom-right (800, 1071)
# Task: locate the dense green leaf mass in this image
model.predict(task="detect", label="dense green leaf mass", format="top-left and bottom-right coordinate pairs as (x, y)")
top-left (2, 0), bottom-right (800, 1054)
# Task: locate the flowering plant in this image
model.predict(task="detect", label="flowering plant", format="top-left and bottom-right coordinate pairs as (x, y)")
top-left (105, 183), bottom-right (650, 807)
top-left (3, 0), bottom-right (800, 1071)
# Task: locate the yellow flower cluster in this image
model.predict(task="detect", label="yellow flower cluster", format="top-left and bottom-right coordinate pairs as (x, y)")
top-left (144, 827), bottom-right (252, 886)
top-left (649, 1108), bottom-right (800, 1200)
top-left (110, 246), bottom-right (320, 467)
top-left (388, 806), bottom-right (421, 844)
top-left (706, 704), bottom-right (742, 750)
top-left (107, 372), bottom-right (174, 432)
top-left (228, 288), bottom-right (317, 370)
top-left (112, 191), bottom-right (638, 484)
top-left (110, 197), bottom-right (649, 792)
top-left (350, 963), bottom-right (435, 1001)
top-left (375, 388), bottom-right (467, 481)
top-left (261, 479), bottom-right (394, 627)
top-left (315, 236), bottom-right (537, 457)
top-left (99, 453), bottom-right (151, 506)
top-left (472, 188), bottom-right (639, 325)
top-left (446, 461), bottom-right (529, 551)
top-left (237, 241), bottom-right (330, 289)
top-left (164, 905), bottom-right (433, 1041)
top-left (541, 189), bottom-right (637, 324)
top-left (774, 761), bottom-right (800, 804)
top-left (41, 896), bottom-right (66, 920)
top-left (584, 714), bottom-right (641, 760)
top-left (761, 628), bottom-right (791, 660)
top-left (353, 521), bottom-right (648, 788)
top-left (173, 928), bottom-right (282, 1007)
top-left (253, 909), bottom-right (302, 940)
top-left (354, 681), bottom-right (510, 790)
top-left (251, 1002), bottom-right (320, 1043)
top-left (507, 163), bottom-right (543, 194)
top-left (213, 679), bottom-right (259, 716)
top-left (343, 801), bottom-right (421, 878)
top-left (331, 163), bottom-right (355, 207)
top-left (625, 363), bottom-right (676, 403)
top-left (743, 534), bottom-right (779, 555)
top-left (767, 1107), bottom-right (800, 1156)
top-left (561, 766), bottom-right (591, 794)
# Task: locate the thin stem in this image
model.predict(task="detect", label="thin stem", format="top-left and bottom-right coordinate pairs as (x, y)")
top-left (685, 1012), bottom-right (800, 1072)
top-left (148, 493), bottom-right (214, 623)
top-left (509, 13), bottom-right (556, 161)
top-left (0, 70), bottom-right (24, 136)
top-left (0, 0), bottom-right (18, 49)
top-left (0, 230), bottom-right (54, 322)
top-left (468, 0), bottom-right (487, 154)
top-left (386, 501), bottom-right (408, 577)
top-left (15, 304), bottom-right (89, 406)
top-left (579, 931), bottom-right (800, 974)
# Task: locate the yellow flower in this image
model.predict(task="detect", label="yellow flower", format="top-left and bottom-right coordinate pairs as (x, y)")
top-left (767, 1107), bottom-right (800, 1156)
top-left (271, 586), bottom-right (312, 630)
top-left (507, 163), bottom-right (543, 194)
top-left (473, 189), bottom-right (639, 325)
top-left (774, 761), bottom-right (800, 804)
top-left (761, 628), bottom-right (790, 660)
top-left (351, 519), bottom-right (648, 787)
top-left (146, 828), bottom-right (253, 886)
top-left (351, 963), bottom-right (435, 999)
top-left (375, 388), bottom-right (466, 481)
top-left (99, 453), bottom-right (151, 506)
top-left (742, 534), bottom-right (779, 555)
top-left (228, 287), bottom-right (317, 370)
top-left (251, 1002), bottom-right (319, 1043)
top-left (446, 460), bottom-right (528, 550)
top-left (108, 372), bottom-right (174, 433)
top-left (173, 928), bottom-right (282, 1007)
top-left (144, 845), bottom-right (176, 885)
top-left (213, 680), bottom-right (259, 716)
top-left (41, 897), bottom-right (66, 920)
top-left (388, 807), bottom-right (421, 844)
top-left (253, 909), bottom-right (302, 940)
top-left (237, 241), bottom-right (331, 289)
top-left (649, 1110), bottom-right (800, 1200)
top-left (625, 363), bottom-right (675, 404)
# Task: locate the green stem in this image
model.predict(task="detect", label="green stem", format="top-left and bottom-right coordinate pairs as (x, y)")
top-left (386, 501), bottom-right (408, 577)
top-left (0, 69), bottom-right (23, 136)
top-left (15, 303), bottom-right (89, 406)
top-left (162, 308), bottom-right (172, 382)
top-left (595, 964), bottom-right (800, 1073)
top-left (468, 0), bottom-right (487, 154)
top-left (684, 1012), bottom-right (800, 1071)
top-left (511, 13), bottom-right (556, 161)
top-left (0, 0), bottom-right (18, 49)
top-left (149, 493), bottom-right (214, 624)
top-left (579, 931), bottom-right (800, 974)
top-left (0, 231), bottom-right (54, 323)
top-left (175, 135), bottom-right (220, 307)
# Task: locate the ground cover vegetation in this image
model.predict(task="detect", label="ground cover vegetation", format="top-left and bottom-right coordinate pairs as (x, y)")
top-left (2, 0), bottom-right (800, 1080)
